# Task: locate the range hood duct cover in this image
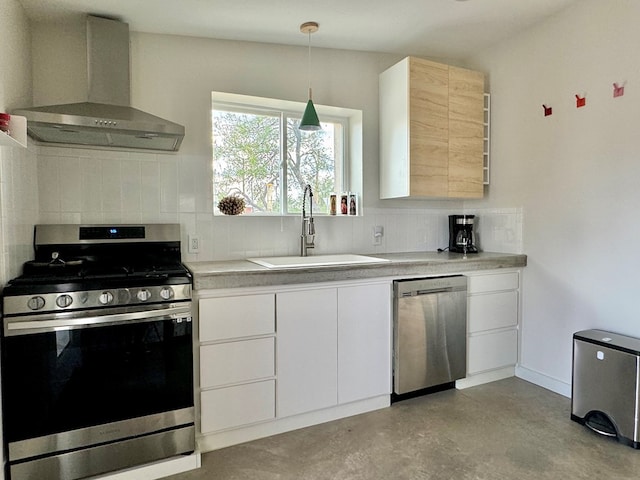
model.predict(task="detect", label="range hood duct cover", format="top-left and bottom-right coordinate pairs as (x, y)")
top-left (14, 15), bottom-right (185, 152)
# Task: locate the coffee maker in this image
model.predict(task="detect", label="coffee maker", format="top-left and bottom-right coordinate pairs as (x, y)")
top-left (448, 215), bottom-right (478, 254)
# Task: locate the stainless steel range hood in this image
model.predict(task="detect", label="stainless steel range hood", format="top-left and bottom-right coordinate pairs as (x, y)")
top-left (14, 16), bottom-right (185, 152)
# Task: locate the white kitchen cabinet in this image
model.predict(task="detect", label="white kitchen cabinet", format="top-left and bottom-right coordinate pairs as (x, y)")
top-left (468, 271), bottom-right (518, 294)
top-left (200, 337), bottom-right (274, 387)
top-left (467, 330), bottom-right (518, 375)
top-left (196, 280), bottom-right (393, 450)
top-left (201, 380), bottom-right (275, 433)
top-left (277, 282), bottom-right (392, 417)
top-left (460, 271), bottom-right (520, 385)
top-left (468, 291), bottom-right (518, 333)
top-left (199, 293), bottom-right (274, 341)
top-left (198, 293), bottom-right (276, 433)
top-left (379, 56), bottom-right (485, 199)
top-left (337, 283), bottom-right (392, 404)
top-left (276, 288), bottom-right (338, 418)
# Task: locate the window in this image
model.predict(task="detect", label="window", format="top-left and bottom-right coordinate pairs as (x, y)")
top-left (212, 92), bottom-right (356, 215)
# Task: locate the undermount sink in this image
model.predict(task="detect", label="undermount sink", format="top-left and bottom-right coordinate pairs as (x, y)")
top-left (247, 254), bottom-right (390, 269)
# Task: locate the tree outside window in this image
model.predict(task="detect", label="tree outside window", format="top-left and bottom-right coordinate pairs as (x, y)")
top-left (213, 100), bottom-right (344, 215)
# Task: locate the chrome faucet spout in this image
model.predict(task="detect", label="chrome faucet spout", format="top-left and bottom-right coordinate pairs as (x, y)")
top-left (301, 184), bottom-right (316, 256)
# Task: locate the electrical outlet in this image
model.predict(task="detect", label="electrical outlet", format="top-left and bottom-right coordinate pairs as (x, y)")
top-left (372, 226), bottom-right (384, 246)
top-left (188, 235), bottom-right (200, 254)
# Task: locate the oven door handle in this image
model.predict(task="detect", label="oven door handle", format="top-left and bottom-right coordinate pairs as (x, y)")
top-left (4, 304), bottom-right (192, 336)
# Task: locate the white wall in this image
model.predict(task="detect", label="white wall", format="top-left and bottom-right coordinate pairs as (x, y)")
top-left (0, 4), bottom-right (36, 478)
top-left (469, 0), bottom-right (640, 395)
top-left (0, 0), bottom-right (37, 285)
top-left (31, 28), bottom-right (522, 262)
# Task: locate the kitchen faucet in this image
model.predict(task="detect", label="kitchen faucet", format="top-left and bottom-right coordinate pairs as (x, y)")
top-left (301, 184), bottom-right (315, 256)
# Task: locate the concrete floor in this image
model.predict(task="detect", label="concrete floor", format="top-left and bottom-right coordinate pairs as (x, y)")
top-left (167, 378), bottom-right (640, 480)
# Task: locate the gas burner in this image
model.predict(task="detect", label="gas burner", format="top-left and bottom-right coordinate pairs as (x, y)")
top-left (80, 265), bottom-right (132, 279)
top-left (23, 257), bottom-right (84, 272)
top-left (3, 224), bottom-right (192, 316)
top-left (26, 251), bottom-right (84, 267)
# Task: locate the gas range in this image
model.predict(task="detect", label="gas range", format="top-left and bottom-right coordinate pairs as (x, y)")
top-left (0, 223), bottom-right (195, 480)
top-left (3, 223), bottom-right (192, 317)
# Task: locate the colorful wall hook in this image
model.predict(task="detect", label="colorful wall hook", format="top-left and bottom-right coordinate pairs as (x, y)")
top-left (575, 94), bottom-right (586, 108)
top-left (613, 83), bottom-right (625, 98)
top-left (543, 104), bottom-right (552, 116)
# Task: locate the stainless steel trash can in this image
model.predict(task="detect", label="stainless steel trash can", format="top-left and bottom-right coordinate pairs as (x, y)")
top-left (571, 329), bottom-right (640, 448)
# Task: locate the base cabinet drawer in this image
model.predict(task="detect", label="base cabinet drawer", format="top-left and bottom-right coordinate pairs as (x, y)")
top-left (468, 290), bottom-right (518, 333)
top-left (468, 272), bottom-right (519, 294)
top-left (199, 294), bottom-right (275, 342)
top-left (200, 338), bottom-right (275, 388)
top-left (468, 330), bottom-right (518, 374)
top-left (201, 380), bottom-right (275, 433)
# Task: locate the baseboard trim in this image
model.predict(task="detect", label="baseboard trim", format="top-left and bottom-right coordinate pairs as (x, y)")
top-left (94, 452), bottom-right (201, 480)
top-left (455, 366), bottom-right (515, 389)
top-left (516, 365), bottom-right (571, 398)
top-left (198, 395), bottom-right (390, 452)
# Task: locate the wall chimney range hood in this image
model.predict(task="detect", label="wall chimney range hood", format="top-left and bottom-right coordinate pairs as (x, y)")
top-left (14, 15), bottom-right (185, 152)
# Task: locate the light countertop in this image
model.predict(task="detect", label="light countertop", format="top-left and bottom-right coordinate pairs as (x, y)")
top-left (186, 251), bottom-right (527, 290)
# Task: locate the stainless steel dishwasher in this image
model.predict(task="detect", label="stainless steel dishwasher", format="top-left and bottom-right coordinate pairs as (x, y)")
top-left (393, 276), bottom-right (467, 396)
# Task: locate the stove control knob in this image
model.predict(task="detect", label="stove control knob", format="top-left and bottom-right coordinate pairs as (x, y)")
top-left (159, 287), bottom-right (174, 300)
top-left (137, 289), bottom-right (151, 302)
top-left (27, 296), bottom-right (46, 311)
top-left (56, 294), bottom-right (73, 308)
top-left (99, 291), bottom-right (114, 305)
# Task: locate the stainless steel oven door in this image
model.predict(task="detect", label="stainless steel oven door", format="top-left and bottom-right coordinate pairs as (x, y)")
top-left (1, 302), bottom-right (195, 480)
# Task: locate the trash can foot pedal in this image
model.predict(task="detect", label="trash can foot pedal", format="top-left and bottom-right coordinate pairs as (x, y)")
top-left (584, 411), bottom-right (617, 437)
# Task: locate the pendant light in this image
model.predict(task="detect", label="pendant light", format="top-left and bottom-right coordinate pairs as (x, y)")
top-left (299, 21), bottom-right (321, 131)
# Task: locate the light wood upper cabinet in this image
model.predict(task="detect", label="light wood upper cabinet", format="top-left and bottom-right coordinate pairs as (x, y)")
top-left (380, 57), bottom-right (485, 199)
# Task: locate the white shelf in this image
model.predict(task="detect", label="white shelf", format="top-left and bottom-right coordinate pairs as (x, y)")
top-left (0, 115), bottom-right (27, 148)
top-left (483, 93), bottom-right (491, 185)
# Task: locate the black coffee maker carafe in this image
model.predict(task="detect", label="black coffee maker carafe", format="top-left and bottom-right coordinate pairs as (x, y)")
top-left (448, 215), bottom-right (478, 254)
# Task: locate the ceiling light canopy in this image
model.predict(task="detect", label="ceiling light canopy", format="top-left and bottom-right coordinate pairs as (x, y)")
top-left (299, 21), bottom-right (321, 131)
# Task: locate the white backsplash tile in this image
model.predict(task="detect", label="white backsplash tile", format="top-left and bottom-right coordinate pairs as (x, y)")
top-left (140, 162), bottom-right (161, 214)
top-left (158, 212), bottom-right (180, 224)
top-left (1, 145), bottom-right (38, 283)
top-left (101, 158), bottom-right (122, 213)
top-left (81, 211), bottom-right (105, 224)
top-left (60, 212), bottom-right (82, 224)
top-left (210, 215), bottom-right (231, 260)
top-left (59, 157), bottom-right (82, 212)
top-left (120, 211), bottom-right (144, 224)
top-left (27, 148), bottom-right (524, 263)
top-left (81, 157), bottom-right (104, 212)
top-left (348, 216), bottom-right (368, 253)
top-left (120, 159), bottom-right (142, 213)
top-left (39, 211), bottom-right (62, 223)
top-left (178, 156), bottom-right (197, 213)
top-left (159, 158), bottom-right (179, 213)
top-left (102, 212), bottom-right (125, 224)
top-left (193, 156), bottom-right (214, 213)
top-left (466, 207), bottom-right (523, 254)
top-left (314, 217), bottom-right (353, 255)
top-left (37, 155), bottom-right (61, 213)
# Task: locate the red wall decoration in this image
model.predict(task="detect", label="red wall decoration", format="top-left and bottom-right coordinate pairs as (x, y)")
top-left (543, 82), bottom-right (627, 118)
top-left (613, 83), bottom-right (625, 98)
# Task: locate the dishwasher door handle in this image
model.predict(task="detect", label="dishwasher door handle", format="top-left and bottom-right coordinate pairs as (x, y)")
top-left (402, 288), bottom-right (453, 297)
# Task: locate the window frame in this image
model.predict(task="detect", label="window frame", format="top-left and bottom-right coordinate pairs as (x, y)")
top-left (212, 92), bottom-right (354, 216)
